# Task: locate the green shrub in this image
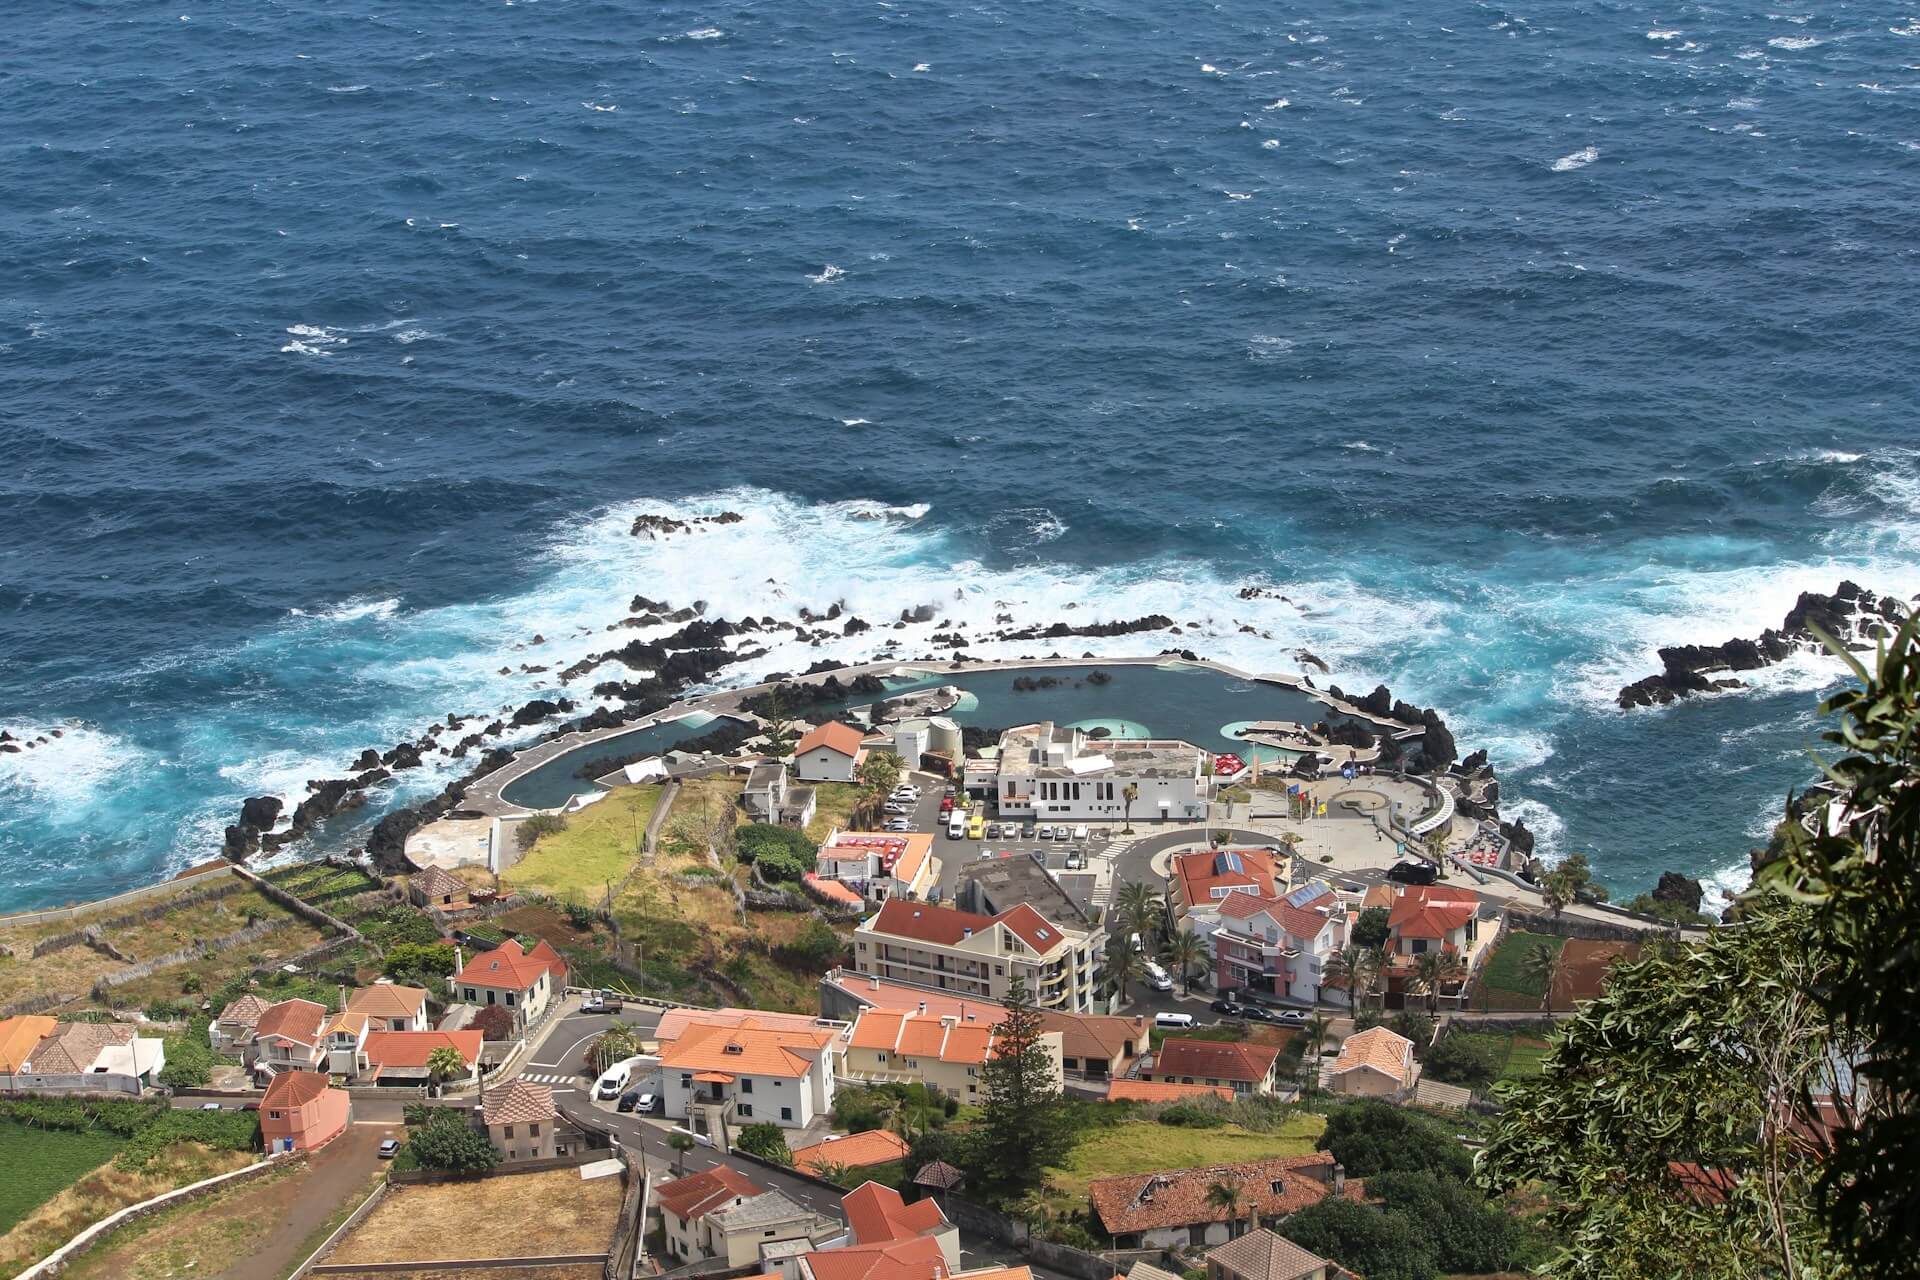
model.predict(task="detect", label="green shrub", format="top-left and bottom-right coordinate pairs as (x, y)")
top-left (158, 1018), bottom-right (217, 1088)
top-left (408, 1108), bottom-right (497, 1172)
top-left (1282, 1196), bottom-right (1436, 1280)
top-left (735, 1122), bottom-right (793, 1165)
top-left (1351, 906), bottom-right (1391, 948)
top-left (774, 917), bottom-right (847, 971)
top-left (1157, 1103), bottom-right (1226, 1129)
top-left (384, 941), bottom-right (457, 984)
top-left (1317, 1100), bottom-right (1473, 1180)
top-left (117, 1109), bottom-right (260, 1170)
top-left (1366, 1170), bottom-right (1520, 1274)
top-left (518, 813), bottom-right (568, 850)
top-left (359, 905), bottom-right (445, 949)
top-left (1422, 1032), bottom-right (1505, 1089)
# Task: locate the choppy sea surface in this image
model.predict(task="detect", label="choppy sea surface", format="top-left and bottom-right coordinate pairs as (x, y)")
top-left (3, 0), bottom-right (1918, 912)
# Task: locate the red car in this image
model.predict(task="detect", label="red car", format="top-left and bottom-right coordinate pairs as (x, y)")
top-left (939, 797), bottom-right (954, 813)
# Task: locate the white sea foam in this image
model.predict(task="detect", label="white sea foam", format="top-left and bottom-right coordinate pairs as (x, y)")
top-left (1767, 34), bottom-right (1823, 49)
top-left (1225, 191), bottom-right (1253, 200)
top-left (685, 27), bottom-right (724, 39)
top-left (1647, 29), bottom-right (1682, 40)
top-left (289, 597), bottom-right (401, 623)
top-left (583, 101), bottom-right (618, 112)
top-left (1263, 98), bottom-right (1290, 110)
top-left (1339, 440), bottom-right (1381, 453)
top-left (1503, 797), bottom-right (1568, 864)
top-left (1551, 145), bottom-right (1600, 171)
top-left (326, 84), bottom-right (370, 93)
top-left (840, 417), bottom-right (873, 426)
top-left (0, 723), bottom-right (153, 809)
top-left (1247, 335), bottom-right (1295, 359)
top-left (392, 328), bottom-right (435, 344)
top-left (281, 323), bottom-right (348, 356)
top-left (1262, 139), bottom-right (1279, 150)
top-left (913, 62), bottom-right (930, 72)
top-left (1200, 63), bottom-right (1224, 75)
top-left (807, 264), bottom-right (845, 284)
top-left (1893, 20), bottom-right (1920, 36)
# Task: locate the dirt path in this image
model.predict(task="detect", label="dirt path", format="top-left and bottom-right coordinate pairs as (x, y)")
top-left (65, 1122), bottom-right (394, 1280)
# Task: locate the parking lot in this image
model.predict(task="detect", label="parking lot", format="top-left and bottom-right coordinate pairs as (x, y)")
top-left (881, 775), bottom-right (1119, 915)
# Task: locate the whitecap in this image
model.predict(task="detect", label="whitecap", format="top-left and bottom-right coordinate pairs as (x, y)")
top-left (1263, 98), bottom-right (1290, 110)
top-left (1503, 797), bottom-right (1568, 864)
top-left (1892, 20), bottom-right (1920, 36)
top-left (326, 84), bottom-right (369, 93)
top-left (807, 264), bottom-right (845, 284)
top-left (281, 323), bottom-right (348, 355)
top-left (393, 328), bottom-right (435, 344)
top-left (1737, 48), bottom-right (1767, 59)
top-left (840, 417), bottom-right (873, 426)
top-left (1767, 34), bottom-right (1822, 49)
top-left (1339, 439), bottom-right (1380, 452)
top-left (1646, 29), bottom-right (1682, 40)
top-left (1262, 139), bottom-right (1279, 149)
top-left (1551, 145), bottom-right (1600, 171)
top-left (1247, 335), bottom-right (1295, 359)
top-left (685, 27), bottom-right (724, 39)
top-left (1200, 63), bottom-right (1222, 74)
top-left (289, 597), bottom-right (402, 623)
top-left (0, 723), bottom-right (154, 809)
top-left (912, 62), bottom-right (930, 72)
top-left (1225, 191), bottom-right (1253, 200)
top-left (583, 101), bottom-right (618, 112)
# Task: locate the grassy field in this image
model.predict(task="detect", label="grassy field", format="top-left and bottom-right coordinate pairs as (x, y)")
top-left (1046, 1113), bottom-right (1326, 1200)
top-left (0, 1134), bottom-right (253, 1276)
top-left (1475, 931), bottom-right (1568, 1011)
top-left (325, 1169), bottom-right (625, 1264)
top-left (804, 782), bottom-right (866, 841)
top-left (505, 786), bottom-right (661, 901)
top-left (0, 1122), bottom-right (126, 1237)
top-left (1499, 1033), bottom-right (1554, 1081)
top-left (263, 862), bottom-right (382, 907)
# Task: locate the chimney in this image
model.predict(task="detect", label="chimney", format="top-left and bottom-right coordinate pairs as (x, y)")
top-left (454, 945), bottom-right (464, 974)
top-left (1333, 1162), bottom-right (1346, 1195)
top-left (870, 975), bottom-right (881, 992)
top-left (338, 984), bottom-right (347, 1012)
top-left (917, 1001), bottom-right (927, 1015)
top-left (941, 1015), bottom-right (959, 1029)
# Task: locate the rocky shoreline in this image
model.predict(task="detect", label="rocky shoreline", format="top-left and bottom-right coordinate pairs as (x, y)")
top-left (1616, 581), bottom-right (1911, 709)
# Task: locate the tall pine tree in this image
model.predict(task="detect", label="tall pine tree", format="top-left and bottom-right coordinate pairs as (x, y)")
top-left (972, 975), bottom-right (1069, 1195)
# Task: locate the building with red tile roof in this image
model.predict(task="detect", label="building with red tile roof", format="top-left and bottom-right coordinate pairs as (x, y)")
top-left (657, 1167), bottom-right (766, 1263)
top-left (820, 970), bottom-right (1150, 1079)
top-left (840, 1181), bottom-right (959, 1271)
top-left (1211, 883), bottom-right (1350, 1004)
top-left (1139, 1038), bottom-right (1283, 1096)
top-left (816, 830), bottom-right (936, 904)
top-left (252, 998), bottom-right (329, 1075)
top-left (260, 1070), bottom-right (350, 1152)
top-left (481, 1079), bottom-right (558, 1161)
top-left (795, 722), bottom-right (869, 782)
top-left (1171, 848), bottom-right (1286, 912)
top-left (800, 1235), bottom-right (948, 1280)
top-left (355, 1029), bottom-right (483, 1084)
top-left (1329, 1027), bottom-right (1418, 1101)
top-left (842, 1007), bottom-right (1060, 1104)
top-left (453, 938), bottom-right (566, 1027)
top-left (854, 899), bottom-right (1099, 1012)
top-left (1383, 885), bottom-right (1500, 1002)
top-left (791, 1129), bottom-right (912, 1175)
top-left (1090, 1153), bottom-right (1364, 1249)
top-left (659, 1020), bottom-right (842, 1129)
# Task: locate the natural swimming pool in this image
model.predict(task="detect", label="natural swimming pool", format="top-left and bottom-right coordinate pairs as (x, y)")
top-left (498, 711), bottom-right (732, 809)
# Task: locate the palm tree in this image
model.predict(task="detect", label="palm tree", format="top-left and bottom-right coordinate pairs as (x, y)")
top-left (1522, 941), bottom-right (1563, 1015)
top-left (668, 1130), bottom-right (696, 1175)
top-left (589, 1024), bottom-right (642, 1075)
top-left (1116, 881), bottom-right (1163, 954)
top-left (1364, 944), bottom-right (1391, 1012)
top-left (1160, 928), bottom-right (1206, 996)
top-left (1321, 946), bottom-right (1359, 1010)
top-left (1206, 1179), bottom-right (1245, 1239)
top-left (1302, 1013), bottom-right (1333, 1092)
top-left (1104, 934), bottom-right (1145, 1007)
top-left (425, 1046), bottom-right (468, 1097)
top-left (1122, 782), bottom-right (1139, 834)
top-left (1411, 947), bottom-right (1467, 1016)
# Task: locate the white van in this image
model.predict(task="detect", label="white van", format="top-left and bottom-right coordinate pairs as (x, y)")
top-left (594, 1062), bottom-right (631, 1100)
top-left (1154, 1011), bottom-right (1195, 1029)
top-left (1144, 960), bottom-right (1173, 992)
top-left (947, 812), bottom-right (967, 840)
top-left (1072, 824), bottom-right (1090, 842)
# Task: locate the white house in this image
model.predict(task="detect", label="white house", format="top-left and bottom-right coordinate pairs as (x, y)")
top-left (990, 722), bottom-right (1208, 823)
top-left (451, 938), bottom-right (568, 1029)
top-left (657, 1018), bottom-right (844, 1129)
top-left (1211, 882), bottom-right (1350, 1004)
top-left (793, 722), bottom-right (867, 783)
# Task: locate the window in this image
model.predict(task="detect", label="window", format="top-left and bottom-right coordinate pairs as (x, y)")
top-left (739, 1104), bottom-right (753, 1117)
top-left (506, 993), bottom-right (517, 1007)
top-left (781, 1106), bottom-right (793, 1121)
top-left (269, 1110), bottom-right (282, 1120)
top-left (504, 1125), bottom-right (514, 1138)
top-left (741, 1078), bottom-right (753, 1094)
top-left (486, 990), bottom-right (497, 1005)
top-left (529, 1123), bottom-right (540, 1136)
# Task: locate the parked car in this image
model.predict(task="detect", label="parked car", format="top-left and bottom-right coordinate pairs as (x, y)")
top-left (581, 991), bottom-right (623, 1013)
top-left (1272, 1009), bottom-right (1310, 1025)
top-left (617, 1089), bottom-right (643, 1113)
top-left (1154, 1012), bottom-right (1195, 1029)
top-left (1386, 860), bottom-right (1439, 885)
top-left (940, 796), bottom-right (954, 814)
top-left (636, 1092), bottom-right (658, 1114)
top-left (198, 1102), bottom-right (223, 1111)
top-left (1021, 823), bottom-right (1035, 839)
top-left (1063, 851), bottom-right (1086, 870)
top-left (1036, 824), bottom-right (1053, 840)
top-left (1053, 825), bottom-right (1071, 841)
top-left (378, 1139), bottom-right (401, 1159)
top-left (1210, 998), bottom-right (1243, 1017)
top-left (1240, 1004), bottom-right (1276, 1022)
top-left (884, 819), bottom-right (913, 831)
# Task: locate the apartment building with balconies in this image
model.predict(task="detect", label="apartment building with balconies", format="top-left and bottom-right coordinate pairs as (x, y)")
top-left (853, 899), bottom-right (1099, 1013)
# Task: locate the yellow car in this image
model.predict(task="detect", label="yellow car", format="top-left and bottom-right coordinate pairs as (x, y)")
top-left (966, 815), bottom-right (986, 840)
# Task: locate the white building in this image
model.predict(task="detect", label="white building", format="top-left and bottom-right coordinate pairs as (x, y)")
top-left (793, 722), bottom-right (867, 783)
top-left (990, 722), bottom-right (1209, 823)
top-left (657, 1018), bottom-right (844, 1129)
top-left (1212, 883), bottom-right (1350, 1005)
top-left (893, 716), bottom-right (962, 770)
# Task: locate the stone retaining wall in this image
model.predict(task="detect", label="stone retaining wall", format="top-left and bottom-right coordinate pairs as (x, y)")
top-left (18, 1156), bottom-right (285, 1280)
top-left (0, 865), bottom-right (236, 930)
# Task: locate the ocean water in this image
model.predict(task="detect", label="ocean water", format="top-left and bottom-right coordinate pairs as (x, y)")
top-left (3, 0), bottom-right (1918, 912)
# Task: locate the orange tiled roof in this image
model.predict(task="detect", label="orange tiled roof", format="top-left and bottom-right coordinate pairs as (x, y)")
top-left (843, 1180), bottom-right (949, 1244)
top-left (1151, 1037), bottom-right (1281, 1084)
top-left (1332, 1027), bottom-right (1414, 1080)
top-left (823, 971), bottom-right (1145, 1065)
top-left (1217, 888), bottom-right (1340, 942)
top-left (792, 1129), bottom-right (912, 1173)
top-left (803, 1236), bottom-right (947, 1280)
top-left (797, 722), bottom-right (867, 758)
top-left (847, 1009), bottom-right (1000, 1067)
top-left (658, 1021), bottom-right (837, 1080)
top-left (1172, 847), bottom-right (1282, 905)
top-left (1090, 1153), bottom-right (1363, 1235)
top-left (346, 984), bottom-right (429, 1020)
top-left (1105, 1079), bottom-right (1234, 1103)
top-left (411, 865), bottom-right (466, 899)
top-left (214, 993), bottom-right (273, 1031)
top-left (656, 1166), bottom-right (763, 1221)
top-left (655, 1007), bottom-right (835, 1046)
top-left (322, 1011), bottom-right (369, 1039)
top-left (361, 1029), bottom-right (482, 1069)
top-left (806, 873), bottom-right (866, 906)
top-left (869, 899), bottom-right (1075, 956)
top-left (1387, 886), bottom-right (1479, 939)
top-left (254, 999), bottom-right (329, 1047)
top-left (455, 938), bottom-right (567, 991)
top-left (0, 1016), bottom-right (57, 1072)
top-left (262, 1070), bottom-right (334, 1109)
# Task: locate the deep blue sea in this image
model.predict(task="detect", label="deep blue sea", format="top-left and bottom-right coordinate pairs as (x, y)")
top-left (3, 0), bottom-right (1918, 913)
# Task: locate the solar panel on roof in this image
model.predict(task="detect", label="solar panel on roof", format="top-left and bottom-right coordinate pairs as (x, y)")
top-left (1216, 851), bottom-right (1244, 875)
top-left (1284, 884), bottom-right (1323, 908)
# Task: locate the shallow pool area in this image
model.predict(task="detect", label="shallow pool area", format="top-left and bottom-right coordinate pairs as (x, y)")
top-left (499, 715), bottom-right (720, 810)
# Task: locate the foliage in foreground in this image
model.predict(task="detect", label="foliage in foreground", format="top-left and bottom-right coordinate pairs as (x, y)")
top-left (734, 1122), bottom-right (793, 1165)
top-left (406, 1108), bottom-right (497, 1172)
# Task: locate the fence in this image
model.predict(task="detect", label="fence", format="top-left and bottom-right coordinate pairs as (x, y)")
top-left (91, 917), bottom-right (286, 998)
top-left (0, 864), bottom-right (236, 930)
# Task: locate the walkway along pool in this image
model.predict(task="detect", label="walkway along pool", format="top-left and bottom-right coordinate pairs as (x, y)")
top-left (497, 712), bottom-right (724, 810)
